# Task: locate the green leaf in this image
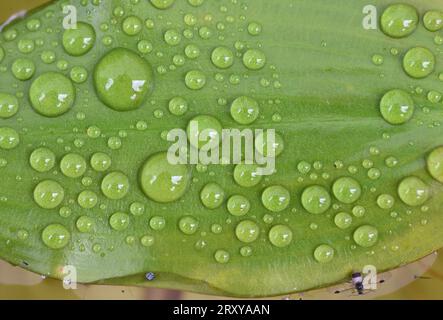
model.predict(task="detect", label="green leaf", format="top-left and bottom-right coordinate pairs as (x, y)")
top-left (0, 0), bottom-right (443, 297)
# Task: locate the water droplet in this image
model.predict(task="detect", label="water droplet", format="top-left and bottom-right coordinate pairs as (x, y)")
top-left (243, 49), bottom-right (266, 70)
top-left (398, 176), bottom-right (429, 206)
top-left (248, 22), bottom-right (262, 36)
top-left (424, 11), bottom-right (443, 31)
top-left (377, 194), bottom-right (395, 209)
top-left (380, 89), bottom-right (414, 125)
top-left (76, 216), bottom-right (95, 233)
top-left (62, 22), bottom-right (96, 56)
top-left (164, 29), bottom-right (181, 46)
top-left (150, 0), bottom-right (175, 9)
top-left (427, 147), bottom-right (443, 183)
top-left (332, 177), bottom-right (361, 204)
top-left (297, 161), bottom-right (311, 174)
top-left (42, 224), bottom-right (70, 249)
top-left (186, 115), bottom-right (222, 149)
top-left (233, 163), bottom-right (262, 187)
top-left (0, 127), bottom-right (19, 150)
top-left (179, 216), bottom-right (199, 235)
top-left (185, 70), bottom-right (206, 90)
top-left (385, 156), bottom-right (399, 168)
top-left (235, 220), bottom-right (259, 243)
top-left (227, 195), bottom-right (250, 216)
top-left (334, 212), bottom-right (353, 229)
top-left (261, 185), bottom-right (290, 212)
top-left (141, 235), bottom-right (155, 247)
top-left (268, 225), bottom-right (292, 248)
top-left (150, 216), bottom-right (166, 231)
top-left (230, 96), bottom-right (259, 125)
top-left (211, 47), bottom-right (234, 69)
top-left (34, 180), bottom-right (64, 209)
top-left (78, 190), bottom-right (98, 209)
top-left (169, 97), bottom-right (188, 116)
top-left (70, 66), bottom-right (88, 84)
top-left (140, 152), bottom-right (190, 203)
top-left (12, 58), bottom-right (35, 80)
top-left (352, 205), bottom-right (366, 218)
top-left (107, 136), bottom-right (122, 150)
top-left (214, 250), bottom-right (230, 263)
top-left (381, 4), bottom-right (418, 38)
top-left (353, 225), bottom-right (378, 248)
top-left (101, 172), bottom-right (130, 200)
top-left (0, 93), bottom-right (18, 119)
top-left (30, 148), bottom-right (55, 173)
top-left (403, 47), bottom-right (435, 79)
top-left (255, 131), bottom-right (284, 157)
top-left (313, 244), bottom-right (334, 263)
top-left (60, 153), bottom-right (87, 178)
top-left (122, 16), bottom-right (142, 36)
top-left (240, 246), bottom-right (252, 257)
top-left (90, 152), bottom-right (112, 172)
top-left (30, 72), bottom-right (75, 117)
top-left (200, 183), bottom-right (225, 209)
top-left (185, 44), bottom-right (200, 59)
top-left (130, 202), bottom-right (145, 216)
top-left (110, 212), bottom-right (130, 231)
top-left (372, 54), bottom-right (384, 65)
top-left (301, 185), bottom-right (331, 214)
top-left (94, 48), bottom-right (154, 111)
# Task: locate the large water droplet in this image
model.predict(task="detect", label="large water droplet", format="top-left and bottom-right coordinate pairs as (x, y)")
top-left (30, 72), bottom-right (75, 117)
top-left (178, 216), bottom-right (199, 235)
top-left (233, 163), bottom-right (263, 187)
top-left (353, 225), bottom-right (378, 247)
top-left (0, 127), bottom-right (19, 150)
top-left (78, 190), bottom-right (98, 209)
top-left (0, 93), bottom-right (19, 119)
top-left (403, 47), bottom-right (435, 79)
top-left (140, 152), bottom-right (190, 203)
top-left (313, 244), bottom-right (334, 263)
top-left (214, 250), bottom-right (230, 264)
top-left (423, 11), bottom-right (443, 32)
top-left (398, 176), bottom-right (429, 206)
top-left (200, 183), bottom-right (225, 209)
top-left (12, 58), bottom-right (35, 80)
top-left (76, 216), bottom-right (95, 233)
top-left (186, 115), bottom-right (222, 149)
top-left (150, 0), bottom-right (175, 9)
top-left (381, 4), bottom-right (418, 38)
top-left (62, 22), bottom-right (96, 56)
top-left (34, 180), bottom-right (64, 209)
top-left (427, 147), bottom-right (443, 183)
top-left (243, 49), bottom-right (266, 70)
top-left (235, 220), bottom-right (260, 243)
top-left (261, 185), bottom-right (290, 212)
top-left (211, 47), bottom-right (234, 69)
top-left (380, 89), bottom-right (414, 125)
top-left (109, 212), bottom-right (130, 231)
top-left (30, 148), bottom-right (55, 173)
top-left (334, 212), bottom-right (353, 229)
top-left (332, 177), bottom-right (361, 204)
top-left (101, 172), bottom-right (130, 200)
top-left (60, 153), bottom-right (86, 178)
top-left (90, 152), bottom-right (112, 172)
top-left (230, 96), bottom-right (259, 125)
top-left (268, 225), bottom-right (293, 248)
top-left (94, 48), bottom-right (154, 111)
top-left (227, 195), bottom-right (250, 216)
top-left (301, 185), bottom-right (331, 214)
top-left (42, 224), bottom-right (70, 249)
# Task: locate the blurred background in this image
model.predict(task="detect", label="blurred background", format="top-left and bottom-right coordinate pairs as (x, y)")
top-left (1, 0), bottom-right (443, 300)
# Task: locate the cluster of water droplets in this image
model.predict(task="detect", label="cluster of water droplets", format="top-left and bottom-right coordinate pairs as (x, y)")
top-left (0, 0), bottom-right (442, 272)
